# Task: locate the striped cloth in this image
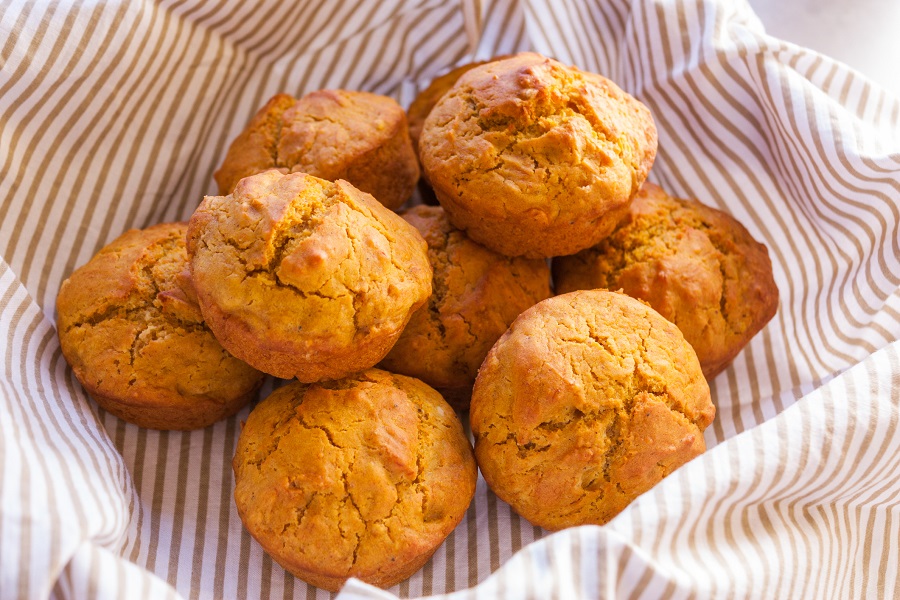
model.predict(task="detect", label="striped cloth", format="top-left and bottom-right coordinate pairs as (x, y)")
top-left (0, 0), bottom-right (897, 598)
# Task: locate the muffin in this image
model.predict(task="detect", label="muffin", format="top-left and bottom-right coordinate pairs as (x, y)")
top-left (187, 170), bottom-right (432, 382)
top-left (233, 369), bottom-right (477, 592)
top-left (56, 222), bottom-right (264, 430)
top-left (215, 90), bottom-right (419, 210)
top-left (408, 59), bottom-right (495, 206)
top-left (380, 205), bottom-right (551, 408)
top-left (418, 52), bottom-right (657, 258)
top-left (553, 183), bottom-right (779, 378)
top-left (470, 290), bottom-right (715, 531)
top-left (407, 59), bottom-right (494, 158)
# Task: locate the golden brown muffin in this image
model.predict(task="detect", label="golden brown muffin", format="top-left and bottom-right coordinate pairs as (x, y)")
top-left (56, 222), bottom-right (264, 430)
top-left (380, 205), bottom-right (551, 408)
top-left (233, 368), bottom-right (477, 592)
top-left (470, 290), bottom-right (715, 531)
top-left (553, 183), bottom-right (779, 378)
top-left (408, 57), bottom-right (511, 206)
top-left (407, 59), bottom-right (493, 158)
top-left (215, 90), bottom-right (419, 210)
top-left (418, 52), bottom-right (657, 258)
top-left (187, 170), bottom-right (432, 382)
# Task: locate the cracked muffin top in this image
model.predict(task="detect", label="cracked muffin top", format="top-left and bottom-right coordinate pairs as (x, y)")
top-left (56, 222), bottom-right (264, 430)
top-left (418, 52), bottom-right (657, 258)
top-left (406, 59), bottom-right (493, 159)
top-left (187, 170), bottom-right (432, 382)
top-left (470, 290), bottom-right (715, 530)
top-left (553, 183), bottom-right (779, 378)
top-left (214, 90), bottom-right (419, 210)
top-left (232, 368), bottom-right (477, 592)
top-left (380, 205), bottom-right (551, 408)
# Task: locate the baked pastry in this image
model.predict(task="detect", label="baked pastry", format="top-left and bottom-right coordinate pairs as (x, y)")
top-left (553, 183), bottom-right (779, 378)
top-left (187, 170), bottom-right (432, 382)
top-left (470, 290), bottom-right (715, 530)
top-left (215, 90), bottom-right (419, 210)
top-left (408, 58), bottom-right (511, 206)
top-left (380, 205), bottom-right (551, 408)
top-left (418, 52), bottom-right (657, 258)
top-left (408, 60), bottom-right (494, 207)
top-left (233, 368), bottom-right (477, 591)
top-left (407, 59), bottom-right (493, 158)
top-left (56, 222), bottom-right (264, 430)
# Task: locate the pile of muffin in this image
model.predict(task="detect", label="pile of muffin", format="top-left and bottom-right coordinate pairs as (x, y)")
top-left (56, 53), bottom-right (778, 591)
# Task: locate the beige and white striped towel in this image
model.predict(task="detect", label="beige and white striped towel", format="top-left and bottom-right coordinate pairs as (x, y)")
top-left (0, 0), bottom-right (897, 598)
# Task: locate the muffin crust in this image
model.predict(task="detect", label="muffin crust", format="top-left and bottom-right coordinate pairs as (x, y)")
top-left (553, 183), bottom-right (779, 378)
top-left (380, 205), bottom-right (551, 407)
top-left (216, 90), bottom-right (419, 210)
top-left (233, 369), bottom-right (476, 591)
top-left (56, 222), bottom-right (263, 430)
top-left (187, 170), bottom-right (432, 382)
top-left (470, 290), bottom-right (715, 530)
top-left (419, 53), bottom-right (657, 258)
